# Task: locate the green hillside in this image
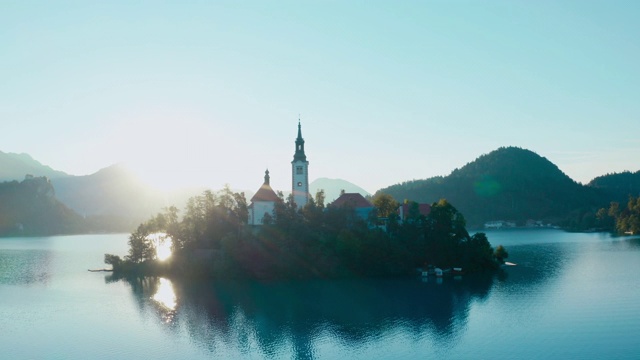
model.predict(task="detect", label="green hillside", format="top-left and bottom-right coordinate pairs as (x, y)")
top-left (377, 147), bottom-right (607, 228)
top-left (0, 176), bottom-right (85, 236)
top-left (588, 171), bottom-right (640, 203)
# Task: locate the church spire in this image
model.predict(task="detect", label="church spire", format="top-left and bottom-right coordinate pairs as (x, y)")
top-left (291, 119), bottom-right (310, 208)
top-left (263, 169), bottom-right (270, 185)
top-left (293, 120), bottom-right (307, 162)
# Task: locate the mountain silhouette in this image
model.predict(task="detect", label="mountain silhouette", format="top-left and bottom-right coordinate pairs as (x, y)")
top-left (377, 147), bottom-right (607, 227)
top-left (0, 151), bottom-right (69, 181)
top-left (310, 178), bottom-right (371, 203)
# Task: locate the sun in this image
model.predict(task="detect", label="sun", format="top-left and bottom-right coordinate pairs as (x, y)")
top-left (149, 232), bottom-right (173, 261)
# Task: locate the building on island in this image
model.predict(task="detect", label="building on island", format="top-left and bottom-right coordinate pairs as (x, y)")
top-left (330, 192), bottom-right (374, 220)
top-left (398, 202), bottom-right (431, 224)
top-left (248, 169), bottom-right (279, 225)
top-left (291, 120), bottom-right (309, 208)
top-left (249, 121), bottom-right (311, 225)
top-left (483, 220), bottom-right (516, 229)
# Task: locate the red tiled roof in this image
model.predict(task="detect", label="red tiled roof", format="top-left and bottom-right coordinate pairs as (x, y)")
top-left (400, 203), bottom-right (431, 217)
top-left (250, 184), bottom-right (279, 202)
top-left (331, 193), bottom-right (372, 208)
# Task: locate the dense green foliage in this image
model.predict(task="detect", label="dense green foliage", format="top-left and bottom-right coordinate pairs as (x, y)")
top-left (0, 176), bottom-right (85, 236)
top-left (378, 147), bottom-right (612, 229)
top-left (588, 171), bottom-right (640, 204)
top-left (372, 193), bottom-right (399, 218)
top-left (107, 189), bottom-right (503, 279)
top-left (596, 196), bottom-right (640, 234)
top-left (494, 245), bottom-right (509, 263)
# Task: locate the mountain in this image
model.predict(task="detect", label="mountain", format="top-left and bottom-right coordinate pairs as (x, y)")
top-left (587, 171), bottom-right (640, 204)
top-left (310, 178), bottom-right (371, 203)
top-left (0, 151), bottom-right (69, 181)
top-left (50, 164), bottom-right (170, 230)
top-left (0, 150), bottom-right (209, 232)
top-left (377, 147), bottom-right (607, 228)
top-left (0, 176), bottom-right (84, 236)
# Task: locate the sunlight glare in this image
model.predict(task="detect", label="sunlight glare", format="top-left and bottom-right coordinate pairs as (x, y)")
top-left (152, 277), bottom-right (177, 311)
top-left (150, 232), bottom-right (173, 261)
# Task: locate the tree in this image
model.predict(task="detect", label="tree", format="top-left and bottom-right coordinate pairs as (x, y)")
top-left (494, 245), bottom-right (509, 263)
top-left (606, 197), bottom-right (640, 234)
top-left (314, 189), bottom-right (326, 209)
top-left (104, 254), bottom-right (122, 268)
top-left (262, 212), bottom-right (273, 225)
top-left (428, 199), bottom-right (468, 241)
top-left (126, 224), bottom-right (155, 263)
top-left (372, 193), bottom-right (399, 218)
top-left (465, 232), bottom-right (496, 270)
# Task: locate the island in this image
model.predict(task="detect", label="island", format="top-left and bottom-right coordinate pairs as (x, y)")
top-left (105, 188), bottom-right (507, 280)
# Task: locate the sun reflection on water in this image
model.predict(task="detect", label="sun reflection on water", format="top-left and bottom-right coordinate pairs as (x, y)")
top-left (152, 277), bottom-right (177, 311)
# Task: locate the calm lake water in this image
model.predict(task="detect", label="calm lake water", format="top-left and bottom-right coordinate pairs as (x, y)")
top-left (1, 230), bottom-right (640, 359)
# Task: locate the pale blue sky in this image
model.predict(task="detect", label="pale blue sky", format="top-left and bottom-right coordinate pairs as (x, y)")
top-left (1, 1), bottom-right (639, 193)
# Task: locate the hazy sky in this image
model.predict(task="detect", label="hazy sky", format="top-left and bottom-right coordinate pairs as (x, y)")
top-left (1, 1), bottom-right (639, 193)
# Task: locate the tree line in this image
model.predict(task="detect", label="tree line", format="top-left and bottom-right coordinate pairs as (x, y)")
top-left (595, 196), bottom-right (640, 234)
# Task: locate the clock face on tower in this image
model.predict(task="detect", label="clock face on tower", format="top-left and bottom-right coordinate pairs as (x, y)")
top-left (297, 182), bottom-right (302, 187)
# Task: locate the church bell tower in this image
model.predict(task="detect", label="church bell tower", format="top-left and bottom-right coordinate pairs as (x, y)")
top-left (291, 120), bottom-right (309, 208)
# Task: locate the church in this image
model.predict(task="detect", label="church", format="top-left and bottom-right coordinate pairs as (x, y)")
top-left (248, 121), bottom-right (309, 225)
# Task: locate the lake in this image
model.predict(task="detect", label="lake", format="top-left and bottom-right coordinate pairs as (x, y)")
top-left (1, 229), bottom-right (639, 359)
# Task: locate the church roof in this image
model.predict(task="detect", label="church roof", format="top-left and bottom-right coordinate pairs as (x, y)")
top-left (330, 193), bottom-right (372, 208)
top-left (399, 203), bottom-right (431, 218)
top-left (251, 183), bottom-right (279, 202)
top-left (250, 170), bottom-right (279, 203)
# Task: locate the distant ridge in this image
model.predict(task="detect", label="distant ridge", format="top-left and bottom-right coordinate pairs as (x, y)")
top-left (377, 147), bottom-right (606, 227)
top-left (0, 176), bottom-right (83, 236)
top-left (51, 164), bottom-right (160, 219)
top-left (2, 149), bottom-right (636, 233)
top-left (310, 178), bottom-right (371, 203)
top-left (0, 151), bottom-right (69, 181)
top-left (588, 171), bottom-right (640, 203)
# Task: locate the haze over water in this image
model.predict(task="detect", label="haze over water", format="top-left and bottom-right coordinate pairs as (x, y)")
top-left (1, 229), bottom-right (639, 359)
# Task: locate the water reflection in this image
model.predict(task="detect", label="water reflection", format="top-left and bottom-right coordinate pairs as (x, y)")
top-left (612, 235), bottom-right (640, 249)
top-left (495, 242), bottom-right (574, 288)
top-left (152, 278), bottom-right (177, 311)
top-left (108, 239), bottom-right (588, 360)
top-left (114, 274), bottom-right (495, 359)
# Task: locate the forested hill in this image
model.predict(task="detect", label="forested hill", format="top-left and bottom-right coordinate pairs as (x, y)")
top-left (377, 147), bottom-right (606, 228)
top-left (588, 171), bottom-right (640, 204)
top-left (0, 176), bottom-right (85, 236)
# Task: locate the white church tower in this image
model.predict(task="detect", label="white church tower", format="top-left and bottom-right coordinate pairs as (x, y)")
top-left (291, 120), bottom-right (309, 208)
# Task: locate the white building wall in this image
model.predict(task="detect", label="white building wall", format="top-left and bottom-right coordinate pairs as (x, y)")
top-left (291, 160), bottom-right (309, 208)
top-left (251, 201), bottom-right (275, 225)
